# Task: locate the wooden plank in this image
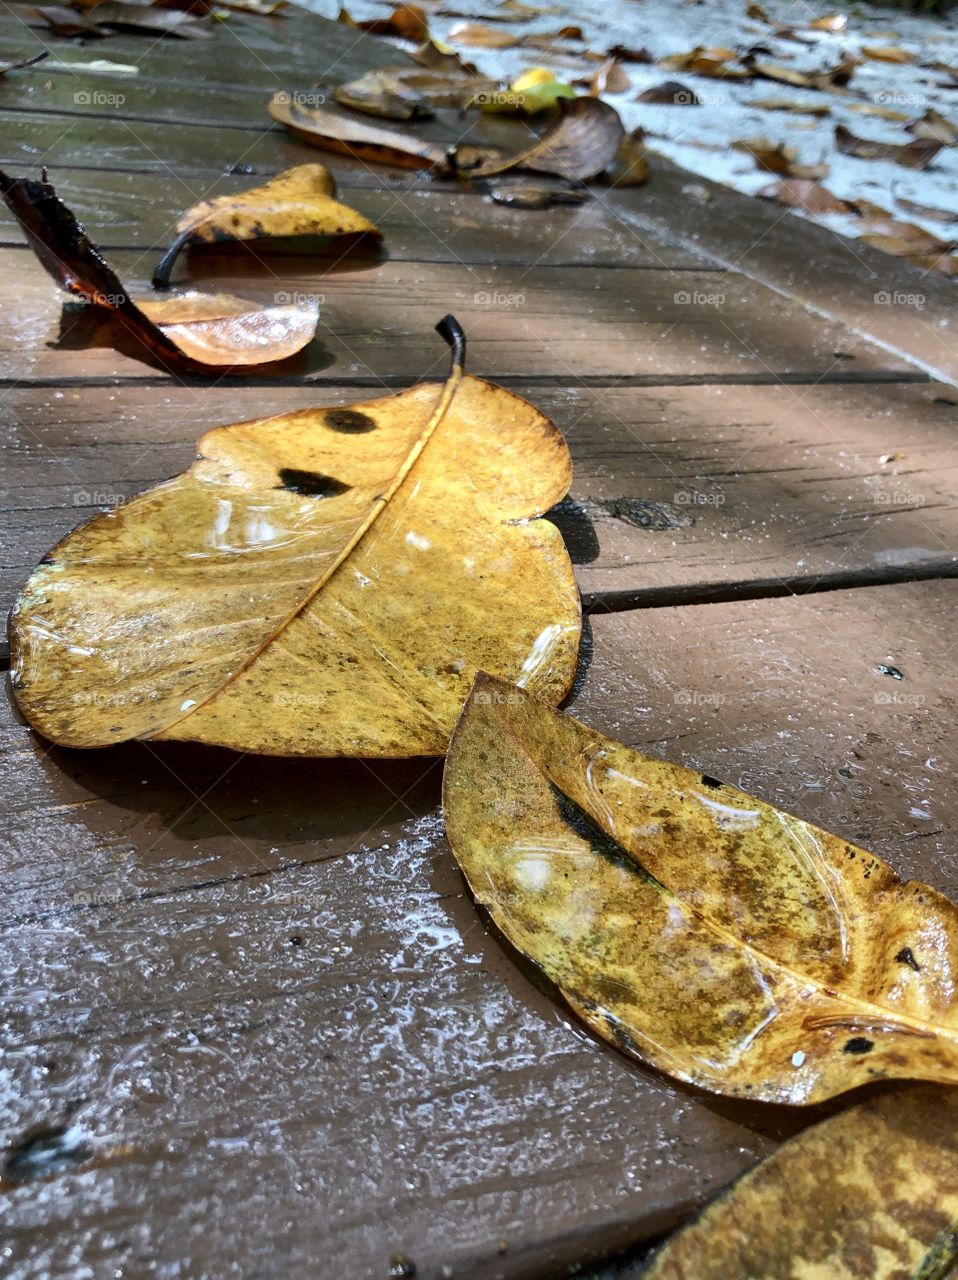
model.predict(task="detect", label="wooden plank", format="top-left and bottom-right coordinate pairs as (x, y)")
top-left (2, 580), bottom-right (955, 1277)
top-left (0, 248), bottom-right (916, 384)
top-left (0, 167), bottom-right (711, 269)
top-left (2, 382), bottom-right (956, 629)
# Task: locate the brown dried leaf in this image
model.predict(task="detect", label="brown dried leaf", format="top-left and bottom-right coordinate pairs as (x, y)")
top-left (835, 123), bottom-right (943, 169)
top-left (602, 130), bottom-right (649, 186)
top-left (642, 1088), bottom-right (958, 1279)
top-left (36, 5), bottom-right (106, 35)
top-left (636, 80), bottom-right (699, 105)
top-left (746, 53), bottom-right (858, 91)
top-left (661, 45), bottom-right (748, 79)
top-left (466, 96), bottom-right (624, 181)
top-left (907, 107), bottom-right (958, 146)
top-left (487, 179), bottom-right (586, 208)
top-left (444, 676), bottom-right (958, 1105)
top-left (152, 163), bottom-right (380, 289)
top-left (606, 43), bottom-right (652, 64)
top-left (92, 2), bottom-right (211, 36)
top-left (734, 136), bottom-right (827, 179)
top-left (0, 169), bottom-right (317, 373)
top-left (750, 96), bottom-right (830, 116)
top-left (585, 56), bottom-right (630, 96)
top-left (861, 44), bottom-right (915, 64)
top-left (356, 4), bottom-right (428, 42)
top-left (757, 177), bottom-right (851, 214)
top-left (447, 20), bottom-right (518, 48)
top-left (895, 195), bottom-right (958, 223)
top-left (848, 101), bottom-right (911, 122)
top-left (808, 12), bottom-right (846, 31)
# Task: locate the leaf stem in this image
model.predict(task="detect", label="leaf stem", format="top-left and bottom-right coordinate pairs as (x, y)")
top-left (435, 314), bottom-right (466, 374)
top-left (152, 230), bottom-right (191, 291)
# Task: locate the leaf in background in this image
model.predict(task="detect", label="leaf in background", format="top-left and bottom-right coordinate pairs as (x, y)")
top-left (642, 1087), bottom-right (958, 1279)
top-left (584, 57), bottom-right (630, 96)
top-left (487, 179), bottom-right (585, 207)
top-left (835, 123), bottom-right (943, 169)
top-left (10, 321), bottom-right (581, 756)
top-left (36, 5), bottom-right (107, 35)
top-left (733, 136), bottom-right (827, 178)
top-left (750, 96), bottom-right (830, 116)
top-left (447, 21), bottom-right (520, 49)
top-left (660, 46), bottom-right (747, 79)
top-left (477, 67), bottom-right (576, 115)
top-left (757, 177), bottom-right (851, 214)
top-left (92, 3), bottom-right (212, 37)
top-left (808, 12), bottom-right (846, 31)
top-left (907, 107), bottom-right (958, 145)
top-left (355, 3), bottom-right (428, 42)
top-left (467, 97), bottom-right (624, 181)
top-left (848, 100), bottom-right (911, 121)
top-left (861, 44), bottom-right (916, 64)
top-left (0, 169), bottom-right (317, 372)
top-left (602, 129), bottom-right (650, 186)
top-left (335, 67), bottom-right (496, 118)
top-left (636, 80), bottom-right (700, 105)
top-left (746, 54), bottom-right (858, 91)
top-left (152, 163), bottom-right (380, 289)
top-left (444, 675), bottom-right (958, 1105)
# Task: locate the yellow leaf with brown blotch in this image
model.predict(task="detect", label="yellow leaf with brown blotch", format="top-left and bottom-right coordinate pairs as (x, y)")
top-left (152, 164), bottom-right (380, 289)
top-left (443, 675), bottom-right (958, 1105)
top-left (10, 322), bottom-right (581, 757)
top-left (642, 1086), bottom-right (958, 1279)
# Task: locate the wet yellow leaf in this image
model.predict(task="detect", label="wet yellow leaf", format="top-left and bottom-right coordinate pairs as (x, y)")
top-left (10, 324), bottom-right (581, 757)
top-left (477, 66), bottom-right (576, 115)
top-left (643, 1086), bottom-right (958, 1279)
top-left (152, 164), bottom-right (380, 289)
top-left (444, 675), bottom-right (958, 1104)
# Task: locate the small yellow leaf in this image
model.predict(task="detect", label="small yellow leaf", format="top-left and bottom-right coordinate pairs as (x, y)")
top-left (477, 66), bottom-right (576, 115)
top-left (10, 325), bottom-right (581, 757)
top-left (444, 676), bottom-right (958, 1105)
top-left (643, 1086), bottom-right (958, 1279)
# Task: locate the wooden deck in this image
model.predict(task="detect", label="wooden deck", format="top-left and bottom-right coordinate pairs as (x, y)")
top-left (1, 6), bottom-right (957, 1277)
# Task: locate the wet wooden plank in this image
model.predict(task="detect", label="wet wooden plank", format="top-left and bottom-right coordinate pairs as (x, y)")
top-left (2, 382), bottom-right (956, 627)
top-left (0, 248), bottom-right (915, 384)
top-left (0, 166), bottom-right (711, 269)
top-left (1, 579), bottom-right (954, 1278)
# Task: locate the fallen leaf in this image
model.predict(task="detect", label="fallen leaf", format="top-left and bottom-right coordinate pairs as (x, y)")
top-left (847, 101), bottom-right (911, 122)
top-left (636, 80), bottom-right (700, 105)
top-left (407, 38), bottom-right (479, 75)
top-left (746, 2), bottom-right (769, 19)
top-left (92, 2), bottom-right (212, 36)
top-left (217, 0), bottom-right (287, 14)
top-left (152, 163), bottom-right (380, 290)
top-left (447, 20), bottom-right (518, 48)
top-left (477, 66), bottom-right (576, 115)
top-left (861, 44), bottom-right (915, 64)
top-left (734, 136), bottom-right (827, 179)
top-left (642, 1088), bottom-right (958, 1279)
top-left (757, 177), bottom-right (852, 214)
top-left (10, 321), bottom-right (581, 756)
top-left (835, 123), bottom-right (943, 169)
top-left (334, 66), bottom-right (493, 118)
top-left (356, 3), bottom-right (428, 42)
top-left (661, 45), bottom-right (748, 79)
top-left (445, 675), bottom-right (958, 1104)
top-left (602, 129), bottom-right (649, 186)
top-left (895, 194), bottom-right (958, 222)
top-left (269, 92), bottom-right (462, 170)
top-left (487, 179), bottom-right (585, 208)
top-left (0, 51), bottom-right (50, 74)
top-left (467, 96), bottom-right (624, 181)
top-left (749, 96), bottom-right (830, 116)
top-left (448, 675), bottom-right (958, 1105)
top-left (553, 24), bottom-right (583, 40)
top-left (36, 5), bottom-right (107, 35)
top-left (808, 12), bottom-right (846, 31)
top-left (908, 107), bottom-right (958, 145)
top-left (746, 53), bottom-right (858, 91)
top-left (584, 57), bottom-right (630, 97)
top-left (497, 0), bottom-right (560, 16)
top-left (606, 43), bottom-right (652, 64)
top-left (0, 169), bottom-right (317, 373)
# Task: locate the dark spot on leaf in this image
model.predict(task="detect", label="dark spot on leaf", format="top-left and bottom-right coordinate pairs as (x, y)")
top-left (550, 785), bottom-right (664, 888)
top-left (896, 946), bottom-right (921, 972)
top-left (277, 468), bottom-right (351, 498)
top-left (700, 774), bottom-right (722, 789)
top-left (5, 1124), bottom-right (91, 1183)
top-left (325, 409), bottom-right (376, 434)
top-left (844, 1036), bottom-right (874, 1055)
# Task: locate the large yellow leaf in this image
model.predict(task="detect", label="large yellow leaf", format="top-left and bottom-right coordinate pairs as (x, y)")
top-left (443, 675), bottom-right (958, 1104)
top-left (643, 1085), bottom-right (958, 1279)
top-left (10, 323), bottom-right (580, 756)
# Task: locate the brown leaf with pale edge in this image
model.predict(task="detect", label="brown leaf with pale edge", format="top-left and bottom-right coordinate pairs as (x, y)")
top-left (467, 97), bottom-right (623, 181)
top-left (746, 54), bottom-right (858, 91)
top-left (809, 12), bottom-right (846, 31)
top-left (444, 676), bottom-right (958, 1105)
top-left (10, 322), bottom-right (581, 757)
top-left (749, 96), bottom-right (830, 117)
top-left (0, 169), bottom-right (317, 373)
top-left (758, 177), bottom-right (851, 214)
top-left (861, 44), bottom-right (915, 64)
top-left (660, 46), bottom-right (747, 79)
top-left (268, 93), bottom-right (474, 171)
top-left (643, 1086), bottom-right (958, 1279)
top-left (152, 163), bottom-right (379, 289)
top-left (0, 50), bottom-right (49, 74)
top-left (92, 2), bottom-right (212, 37)
top-left (356, 4), bottom-right (428, 42)
top-left (835, 123), bottom-right (943, 169)
top-left (447, 21), bottom-right (518, 48)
